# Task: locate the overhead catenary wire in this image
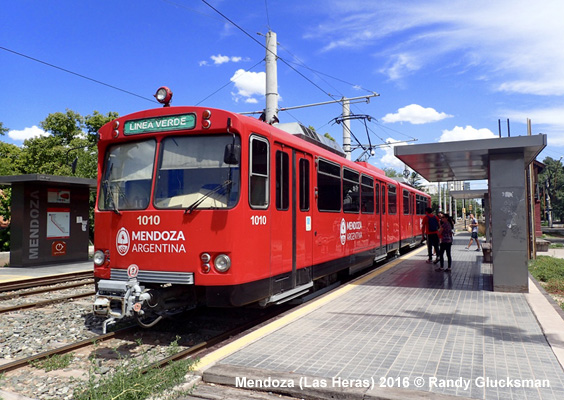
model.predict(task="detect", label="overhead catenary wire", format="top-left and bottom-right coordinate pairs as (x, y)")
top-left (0, 46), bottom-right (157, 104)
top-left (278, 42), bottom-right (377, 96)
top-left (195, 59), bottom-right (265, 106)
top-left (200, 0), bottom-right (338, 102)
top-left (198, 0), bottom-right (417, 160)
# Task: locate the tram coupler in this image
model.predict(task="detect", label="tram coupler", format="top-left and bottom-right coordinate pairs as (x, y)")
top-left (93, 277), bottom-right (151, 333)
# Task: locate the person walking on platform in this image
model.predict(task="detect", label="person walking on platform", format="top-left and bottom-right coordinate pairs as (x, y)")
top-left (466, 213), bottom-right (481, 251)
top-left (422, 207), bottom-right (440, 264)
top-left (435, 213), bottom-right (454, 272)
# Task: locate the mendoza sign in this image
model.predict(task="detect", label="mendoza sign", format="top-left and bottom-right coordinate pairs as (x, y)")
top-left (124, 113), bottom-right (196, 135)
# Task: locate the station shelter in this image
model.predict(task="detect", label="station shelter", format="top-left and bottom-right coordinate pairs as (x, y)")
top-left (0, 174), bottom-right (97, 267)
top-left (395, 134), bottom-right (547, 293)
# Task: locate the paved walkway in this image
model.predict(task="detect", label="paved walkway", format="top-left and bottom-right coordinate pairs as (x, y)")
top-left (198, 234), bottom-right (564, 400)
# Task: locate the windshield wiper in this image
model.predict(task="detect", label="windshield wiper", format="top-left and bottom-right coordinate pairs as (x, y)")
top-left (185, 180), bottom-right (232, 214)
top-left (103, 180), bottom-right (121, 215)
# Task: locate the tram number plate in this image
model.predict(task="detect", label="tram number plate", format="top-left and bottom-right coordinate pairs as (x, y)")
top-left (250, 215), bottom-right (267, 225)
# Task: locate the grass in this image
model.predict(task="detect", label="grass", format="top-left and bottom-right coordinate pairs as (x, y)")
top-left (73, 337), bottom-right (196, 400)
top-left (31, 353), bottom-right (74, 372)
top-left (529, 256), bottom-right (564, 310)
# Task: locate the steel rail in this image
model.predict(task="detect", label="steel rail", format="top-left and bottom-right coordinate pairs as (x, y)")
top-left (0, 327), bottom-right (136, 374)
top-left (0, 280), bottom-right (94, 301)
top-left (145, 307), bottom-right (292, 372)
top-left (0, 271), bottom-right (93, 293)
top-left (0, 291), bottom-right (96, 314)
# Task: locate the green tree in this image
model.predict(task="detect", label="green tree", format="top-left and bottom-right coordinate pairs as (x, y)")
top-left (383, 167), bottom-right (400, 177)
top-left (408, 171), bottom-right (424, 190)
top-left (0, 111), bottom-right (117, 249)
top-left (0, 141), bottom-right (23, 176)
top-left (0, 121), bottom-right (8, 136)
top-left (41, 109), bottom-right (84, 145)
top-left (85, 111), bottom-right (118, 145)
top-left (539, 157), bottom-right (564, 223)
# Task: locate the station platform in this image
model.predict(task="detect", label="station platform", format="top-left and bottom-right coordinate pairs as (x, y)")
top-left (196, 234), bottom-right (564, 400)
top-left (0, 260), bottom-right (92, 283)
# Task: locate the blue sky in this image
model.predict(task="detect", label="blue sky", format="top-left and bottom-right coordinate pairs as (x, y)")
top-left (2, 0), bottom-right (563, 184)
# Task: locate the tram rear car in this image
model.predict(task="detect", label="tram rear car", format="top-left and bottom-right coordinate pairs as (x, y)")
top-left (92, 104), bottom-right (429, 331)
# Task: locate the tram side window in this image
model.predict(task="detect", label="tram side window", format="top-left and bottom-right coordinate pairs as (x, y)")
top-left (250, 136), bottom-right (269, 208)
top-left (403, 189), bottom-right (410, 215)
top-left (299, 159), bottom-right (310, 211)
top-left (343, 168), bottom-right (360, 213)
top-left (317, 159), bottom-right (341, 212)
top-left (276, 151), bottom-right (289, 210)
top-left (361, 175), bottom-right (374, 214)
top-left (388, 184), bottom-right (397, 214)
top-left (416, 195), bottom-right (426, 215)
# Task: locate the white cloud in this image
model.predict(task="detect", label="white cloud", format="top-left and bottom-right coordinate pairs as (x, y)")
top-left (438, 125), bottom-right (496, 142)
top-left (230, 69), bottom-right (265, 102)
top-left (310, 0), bottom-right (564, 94)
top-left (382, 104), bottom-right (452, 124)
top-left (380, 54), bottom-right (421, 81)
top-left (503, 106), bottom-right (564, 130)
top-left (8, 126), bottom-right (48, 141)
top-left (378, 138), bottom-right (407, 169)
top-left (200, 54), bottom-right (247, 66)
top-left (503, 106), bottom-right (564, 146)
top-left (211, 54), bottom-right (231, 65)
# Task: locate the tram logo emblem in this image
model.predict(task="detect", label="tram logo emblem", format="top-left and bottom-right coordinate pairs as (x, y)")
top-left (116, 227), bottom-right (130, 256)
top-left (340, 218), bottom-right (363, 245)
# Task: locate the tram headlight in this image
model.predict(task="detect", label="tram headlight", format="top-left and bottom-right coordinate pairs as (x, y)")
top-left (154, 86), bottom-right (173, 107)
top-left (214, 254), bottom-right (231, 273)
top-left (93, 250), bottom-right (106, 266)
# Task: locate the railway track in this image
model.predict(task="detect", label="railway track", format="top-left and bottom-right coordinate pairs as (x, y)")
top-left (0, 326), bottom-right (135, 374)
top-left (0, 303), bottom-right (288, 375)
top-left (0, 271), bottom-right (93, 293)
top-left (0, 271), bottom-right (95, 314)
top-left (0, 249), bottom-right (418, 399)
top-left (0, 304), bottom-right (292, 400)
top-left (0, 290), bottom-right (96, 314)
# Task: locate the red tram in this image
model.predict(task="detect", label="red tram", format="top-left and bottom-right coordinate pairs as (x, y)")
top-left (92, 88), bottom-right (430, 331)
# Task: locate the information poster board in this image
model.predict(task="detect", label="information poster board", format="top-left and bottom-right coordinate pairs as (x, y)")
top-left (47, 208), bottom-right (70, 239)
top-left (48, 189), bottom-right (71, 204)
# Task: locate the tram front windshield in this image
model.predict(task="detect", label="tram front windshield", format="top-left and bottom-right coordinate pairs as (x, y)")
top-left (99, 140), bottom-right (156, 211)
top-left (154, 134), bottom-right (240, 210)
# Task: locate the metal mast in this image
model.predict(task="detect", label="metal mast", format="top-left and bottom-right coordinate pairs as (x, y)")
top-left (264, 30), bottom-right (278, 124)
top-left (342, 98), bottom-right (351, 160)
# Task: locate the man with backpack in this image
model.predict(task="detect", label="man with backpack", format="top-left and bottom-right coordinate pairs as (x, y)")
top-left (422, 207), bottom-right (440, 264)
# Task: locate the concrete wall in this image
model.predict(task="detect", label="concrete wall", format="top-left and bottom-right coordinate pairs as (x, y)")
top-left (0, 251), bottom-right (8, 266)
top-left (489, 153), bottom-right (528, 292)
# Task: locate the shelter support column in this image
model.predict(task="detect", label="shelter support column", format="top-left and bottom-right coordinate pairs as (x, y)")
top-left (489, 153), bottom-right (528, 292)
top-left (484, 193), bottom-right (491, 243)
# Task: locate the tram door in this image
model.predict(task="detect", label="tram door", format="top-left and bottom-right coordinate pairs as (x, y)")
top-left (270, 144), bottom-right (313, 293)
top-left (375, 181), bottom-right (383, 251)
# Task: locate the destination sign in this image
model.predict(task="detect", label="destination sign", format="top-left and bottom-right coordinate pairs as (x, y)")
top-left (124, 114), bottom-right (196, 135)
